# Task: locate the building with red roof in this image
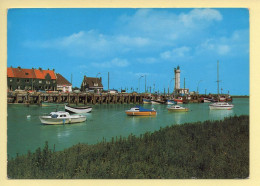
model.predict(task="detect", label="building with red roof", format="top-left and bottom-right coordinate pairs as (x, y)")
top-left (7, 66), bottom-right (57, 91)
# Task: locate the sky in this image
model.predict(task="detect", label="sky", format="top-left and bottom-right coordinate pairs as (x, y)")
top-left (7, 8), bottom-right (249, 95)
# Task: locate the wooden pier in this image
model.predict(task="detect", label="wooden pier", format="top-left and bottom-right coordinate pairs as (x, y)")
top-left (7, 92), bottom-right (146, 105)
top-left (7, 91), bottom-right (227, 105)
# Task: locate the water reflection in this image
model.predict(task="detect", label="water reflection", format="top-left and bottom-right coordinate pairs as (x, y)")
top-left (167, 112), bottom-right (188, 124)
top-left (209, 109), bottom-right (234, 119)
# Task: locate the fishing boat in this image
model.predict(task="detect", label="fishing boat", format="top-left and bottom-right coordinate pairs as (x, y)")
top-left (209, 102), bottom-right (234, 110)
top-left (219, 97), bottom-right (226, 102)
top-left (143, 98), bottom-right (151, 104)
top-left (167, 105), bottom-right (189, 112)
top-left (39, 111), bottom-right (87, 125)
top-left (65, 105), bottom-right (92, 114)
top-left (125, 106), bottom-right (157, 116)
top-left (174, 97), bottom-right (184, 104)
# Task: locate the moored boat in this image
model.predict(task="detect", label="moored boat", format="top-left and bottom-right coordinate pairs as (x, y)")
top-left (174, 97), bottom-right (183, 104)
top-left (125, 106), bottom-right (157, 116)
top-left (166, 100), bottom-right (176, 105)
top-left (65, 105), bottom-right (92, 114)
top-left (167, 105), bottom-right (189, 112)
top-left (39, 111), bottom-right (87, 125)
top-left (151, 100), bottom-right (165, 104)
top-left (143, 98), bottom-right (151, 104)
top-left (209, 102), bottom-right (234, 110)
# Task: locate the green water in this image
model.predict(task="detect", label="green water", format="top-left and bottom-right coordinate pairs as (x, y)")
top-left (7, 98), bottom-right (249, 158)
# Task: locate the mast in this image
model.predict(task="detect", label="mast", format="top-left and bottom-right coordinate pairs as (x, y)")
top-left (108, 72), bottom-right (110, 91)
top-left (217, 60), bottom-right (220, 97)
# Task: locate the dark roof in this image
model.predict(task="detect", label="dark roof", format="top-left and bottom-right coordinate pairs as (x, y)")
top-left (56, 73), bottom-right (72, 86)
top-left (82, 76), bottom-right (103, 88)
top-left (7, 67), bottom-right (56, 80)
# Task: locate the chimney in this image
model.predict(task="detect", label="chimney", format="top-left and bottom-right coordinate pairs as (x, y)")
top-left (18, 66), bottom-right (21, 70)
top-left (53, 69), bottom-right (55, 71)
top-left (39, 67), bottom-right (42, 71)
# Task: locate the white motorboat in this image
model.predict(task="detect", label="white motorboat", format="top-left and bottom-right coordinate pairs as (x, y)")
top-left (167, 105), bottom-right (189, 112)
top-left (39, 111), bottom-right (86, 125)
top-left (125, 106), bottom-right (157, 116)
top-left (209, 102), bottom-right (234, 110)
top-left (65, 105), bottom-right (92, 114)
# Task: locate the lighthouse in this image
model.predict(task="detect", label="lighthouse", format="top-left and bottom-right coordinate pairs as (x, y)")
top-left (174, 65), bottom-right (181, 91)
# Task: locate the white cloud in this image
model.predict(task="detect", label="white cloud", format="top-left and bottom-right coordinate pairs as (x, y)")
top-left (217, 45), bottom-right (230, 55)
top-left (195, 29), bottom-right (248, 56)
top-left (91, 58), bottom-right (129, 68)
top-left (24, 9), bottom-right (224, 59)
top-left (160, 46), bottom-right (191, 59)
top-left (136, 57), bottom-right (157, 64)
top-left (179, 9), bottom-right (222, 27)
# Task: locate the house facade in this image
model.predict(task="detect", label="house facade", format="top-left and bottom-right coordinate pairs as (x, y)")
top-left (7, 67), bottom-right (57, 91)
top-left (56, 73), bottom-right (72, 93)
top-left (81, 75), bottom-right (103, 93)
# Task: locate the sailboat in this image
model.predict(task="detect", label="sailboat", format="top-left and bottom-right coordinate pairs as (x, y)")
top-left (209, 61), bottom-right (234, 110)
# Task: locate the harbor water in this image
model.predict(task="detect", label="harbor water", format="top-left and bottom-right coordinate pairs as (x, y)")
top-left (7, 98), bottom-right (249, 158)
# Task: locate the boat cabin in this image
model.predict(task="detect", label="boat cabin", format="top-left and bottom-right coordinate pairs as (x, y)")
top-left (49, 111), bottom-right (70, 118)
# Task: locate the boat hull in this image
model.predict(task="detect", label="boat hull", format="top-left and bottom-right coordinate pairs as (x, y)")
top-left (65, 105), bottom-right (92, 114)
top-left (143, 99), bottom-right (151, 104)
top-left (168, 108), bottom-right (189, 112)
top-left (209, 106), bottom-right (233, 110)
top-left (125, 111), bottom-right (157, 116)
top-left (39, 116), bottom-right (86, 125)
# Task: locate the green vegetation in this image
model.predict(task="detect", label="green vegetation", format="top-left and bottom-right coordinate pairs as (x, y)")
top-left (8, 115), bottom-right (249, 179)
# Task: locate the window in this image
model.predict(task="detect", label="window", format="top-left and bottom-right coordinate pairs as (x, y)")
top-left (25, 79), bottom-right (30, 83)
top-left (46, 81), bottom-right (50, 84)
top-left (53, 80), bottom-right (56, 83)
top-left (94, 83), bottom-right (98, 87)
top-left (17, 79), bottom-right (20, 83)
top-left (39, 80), bottom-right (42, 84)
top-left (10, 79), bottom-right (13, 82)
top-left (25, 73), bottom-right (29, 75)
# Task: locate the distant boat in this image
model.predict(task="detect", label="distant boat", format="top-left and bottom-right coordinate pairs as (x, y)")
top-left (167, 105), bottom-right (189, 112)
top-left (125, 106), bottom-right (157, 116)
top-left (39, 111), bottom-right (86, 125)
top-left (143, 98), bottom-right (151, 104)
top-left (174, 97), bottom-right (183, 104)
top-left (166, 100), bottom-right (176, 105)
top-left (65, 105), bottom-right (92, 114)
top-left (209, 102), bottom-right (234, 110)
top-left (203, 98), bottom-right (216, 103)
top-left (151, 100), bottom-right (165, 104)
top-left (219, 97), bottom-right (226, 102)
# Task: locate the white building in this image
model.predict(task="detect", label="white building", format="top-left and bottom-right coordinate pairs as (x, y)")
top-left (56, 73), bottom-right (72, 93)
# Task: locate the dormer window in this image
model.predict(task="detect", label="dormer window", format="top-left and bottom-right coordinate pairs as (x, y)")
top-left (25, 73), bottom-right (29, 75)
top-left (94, 83), bottom-right (98, 87)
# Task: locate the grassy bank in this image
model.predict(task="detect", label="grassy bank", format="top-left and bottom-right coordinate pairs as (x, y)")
top-left (8, 115), bottom-right (249, 179)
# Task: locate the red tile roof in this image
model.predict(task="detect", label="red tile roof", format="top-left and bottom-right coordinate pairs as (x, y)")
top-left (7, 67), bottom-right (56, 80)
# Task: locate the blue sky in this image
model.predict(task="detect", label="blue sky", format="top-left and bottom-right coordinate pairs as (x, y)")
top-left (7, 8), bottom-right (249, 95)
